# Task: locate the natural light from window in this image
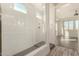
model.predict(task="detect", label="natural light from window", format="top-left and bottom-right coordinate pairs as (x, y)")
top-left (14, 3), bottom-right (27, 14)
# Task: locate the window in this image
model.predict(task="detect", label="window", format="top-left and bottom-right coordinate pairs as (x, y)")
top-left (64, 20), bottom-right (79, 30)
top-left (64, 20), bottom-right (79, 38)
top-left (64, 21), bottom-right (69, 30)
top-left (75, 20), bottom-right (79, 29)
top-left (14, 3), bottom-right (27, 14)
top-left (69, 21), bottom-right (74, 30)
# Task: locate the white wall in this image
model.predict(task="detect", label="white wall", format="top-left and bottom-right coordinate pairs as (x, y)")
top-left (48, 4), bottom-right (57, 45)
top-left (1, 3), bottom-right (46, 56)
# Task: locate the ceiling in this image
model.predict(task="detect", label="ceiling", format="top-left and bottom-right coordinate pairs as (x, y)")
top-left (55, 3), bottom-right (66, 9)
top-left (56, 3), bottom-right (79, 19)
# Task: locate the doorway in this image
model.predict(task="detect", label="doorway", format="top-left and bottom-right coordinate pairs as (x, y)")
top-left (56, 19), bottom-right (79, 50)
